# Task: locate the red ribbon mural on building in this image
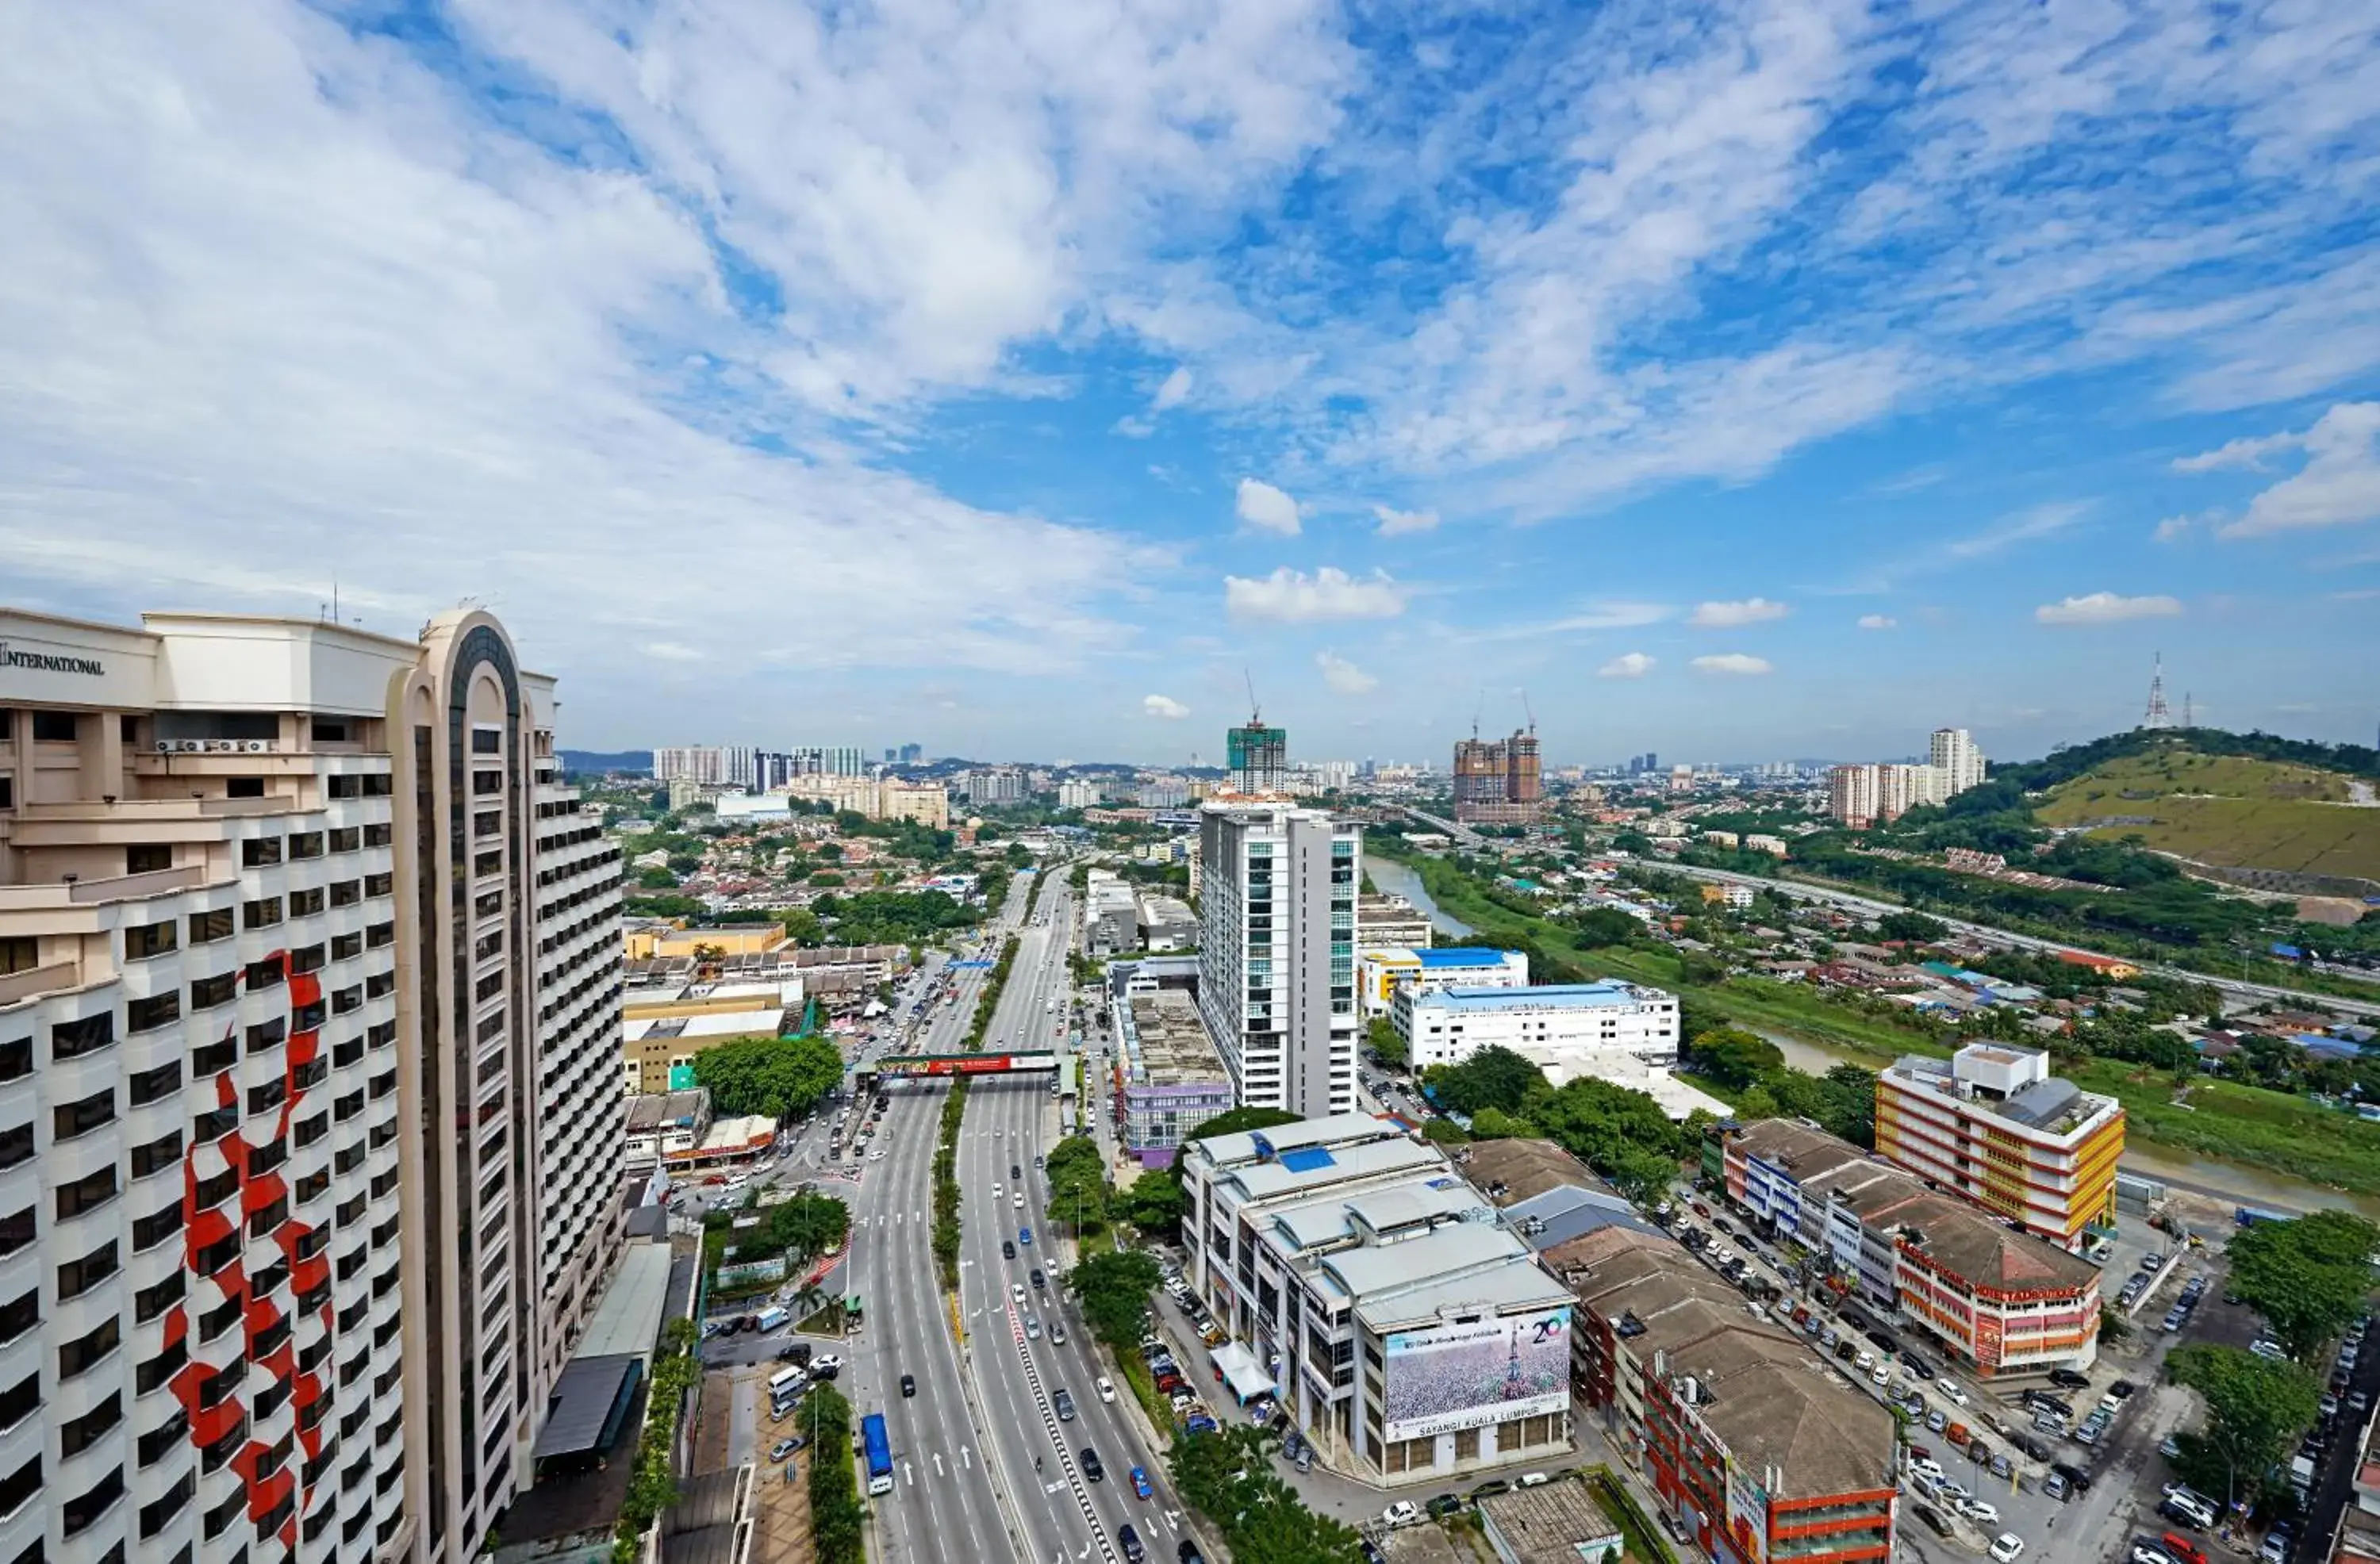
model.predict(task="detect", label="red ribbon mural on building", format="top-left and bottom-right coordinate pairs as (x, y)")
top-left (165, 952), bottom-right (336, 1551)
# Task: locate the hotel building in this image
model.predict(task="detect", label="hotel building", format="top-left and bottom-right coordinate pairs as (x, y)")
top-left (1874, 1044), bottom-right (2124, 1252)
top-left (0, 606), bottom-right (624, 1564)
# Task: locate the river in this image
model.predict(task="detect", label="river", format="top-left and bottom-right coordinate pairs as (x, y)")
top-left (1364, 855), bottom-right (1474, 937)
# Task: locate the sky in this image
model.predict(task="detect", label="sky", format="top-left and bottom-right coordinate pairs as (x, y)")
top-left (3, 1), bottom-right (2377, 769)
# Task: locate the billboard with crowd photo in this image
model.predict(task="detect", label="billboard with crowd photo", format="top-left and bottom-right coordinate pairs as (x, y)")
top-left (1380, 1306), bottom-right (1572, 1443)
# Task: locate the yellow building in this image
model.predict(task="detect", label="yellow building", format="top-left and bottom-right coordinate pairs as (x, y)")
top-left (619, 977), bottom-right (806, 1092)
top-left (622, 922), bottom-right (786, 961)
top-left (1875, 1044), bottom-right (2125, 1252)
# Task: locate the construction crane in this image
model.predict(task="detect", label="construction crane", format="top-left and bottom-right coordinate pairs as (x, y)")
top-left (1245, 668), bottom-right (1261, 726)
top-left (1519, 688), bottom-right (1536, 736)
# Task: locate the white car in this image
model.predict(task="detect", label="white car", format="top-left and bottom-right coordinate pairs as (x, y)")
top-left (1959, 1499), bottom-right (2000, 1526)
top-left (1989, 1535), bottom-right (2025, 1564)
top-left (1097, 1376), bottom-right (1115, 1403)
top-left (1871, 1363), bottom-right (1892, 1386)
top-left (1382, 1501), bottom-right (1421, 1528)
top-left (1012, 1283), bottom-right (1026, 1302)
top-left (1940, 1382), bottom-right (1970, 1407)
top-left (1013, 1192), bottom-right (1025, 1209)
top-left (1909, 1457), bottom-right (1944, 1482)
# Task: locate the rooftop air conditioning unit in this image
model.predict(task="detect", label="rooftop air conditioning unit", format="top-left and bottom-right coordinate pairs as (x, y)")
top-left (207, 739), bottom-right (241, 753)
top-left (154, 740), bottom-right (178, 753)
top-left (241, 740), bottom-right (273, 753)
top-left (174, 740), bottom-right (209, 753)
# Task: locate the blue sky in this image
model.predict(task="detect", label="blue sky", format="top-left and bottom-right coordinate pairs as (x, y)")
top-left (2, 0), bottom-right (2375, 766)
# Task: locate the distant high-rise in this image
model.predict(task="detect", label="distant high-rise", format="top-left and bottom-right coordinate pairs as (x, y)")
top-left (1929, 727), bottom-right (1987, 794)
top-left (1453, 726), bottom-right (1543, 824)
top-left (898, 742), bottom-right (923, 765)
top-left (1226, 721), bottom-right (1288, 795)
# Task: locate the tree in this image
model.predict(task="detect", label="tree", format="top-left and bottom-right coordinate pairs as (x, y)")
top-left (2227, 1210), bottom-right (2380, 1361)
top-left (1470, 1105), bottom-right (1535, 1140)
top-left (1875, 910), bottom-right (1949, 944)
top-left (1365, 1015), bottom-right (1407, 1069)
top-left (1568, 906), bottom-right (1643, 948)
top-left (1069, 1249), bottom-right (1162, 1349)
top-left (1734, 1083), bottom-right (1780, 1120)
top-left (1043, 1133), bottom-right (1111, 1236)
top-left (1687, 1028), bottom-right (1785, 1090)
top-left (1167, 1425), bottom-right (1367, 1564)
top-left (688, 1033), bottom-right (846, 1119)
top-left (1114, 1175), bottom-right (1187, 1239)
top-left (2167, 1344), bottom-right (2320, 1510)
top-left (1426, 1045), bottom-right (1542, 1116)
top-left (636, 865), bottom-right (678, 889)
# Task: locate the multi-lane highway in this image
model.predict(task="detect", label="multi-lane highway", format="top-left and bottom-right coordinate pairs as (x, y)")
top-left (958, 877), bottom-right (1192, 1564)
top-left (841, 875), bottom-right (1031, 1564)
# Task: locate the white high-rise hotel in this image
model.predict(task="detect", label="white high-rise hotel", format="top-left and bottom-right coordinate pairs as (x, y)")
top-left (0, 607), bottom-right (624, 1564)
top-left (1196, 802), bottom-right (1360, 1117)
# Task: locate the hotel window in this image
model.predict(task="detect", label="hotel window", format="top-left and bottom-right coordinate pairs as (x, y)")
top-left (125, 920), bottom-right (178, 960)
top-left (32, 711), bottom-right (79, 742)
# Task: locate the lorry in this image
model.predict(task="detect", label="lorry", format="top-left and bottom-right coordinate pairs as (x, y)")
top-left (756, 1305), bottom-right (791, 1334)
top-left (2236, 1206), bottom-right (2292, 1228)
top-left (862, 1413), bottom-right (895, 1496)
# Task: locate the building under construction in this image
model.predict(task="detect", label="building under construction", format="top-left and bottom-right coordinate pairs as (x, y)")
top-left (1453, 726), bottom-right (1543, 824)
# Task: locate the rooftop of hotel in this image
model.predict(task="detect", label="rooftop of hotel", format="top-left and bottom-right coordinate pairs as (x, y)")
top-left (1188, 1110), bottom-right (1398, 1170)
top-left (1415, 946), bottom-right (1519, 968)
top-left (1885, 1047), bottom-right (2119, 1140)
top-left (1411, 981), bottom-right (1670, 1012)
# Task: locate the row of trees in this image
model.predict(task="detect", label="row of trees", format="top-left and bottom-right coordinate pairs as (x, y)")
top-left (1168, 1424), bottom-right (1367, 1564)
top-left (803, 1383), bottom-right (865, 1564)
top-left (612, 1318), bottom-right (701, 1562)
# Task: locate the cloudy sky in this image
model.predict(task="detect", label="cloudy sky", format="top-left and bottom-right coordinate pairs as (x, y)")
top-left (4, 1), bottom-right (2376, 766)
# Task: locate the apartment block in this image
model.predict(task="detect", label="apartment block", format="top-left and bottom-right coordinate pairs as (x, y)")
top-left (1544, 1225), bottom-right (1897, 1564)
top-left (1712, 1118), bottom-right (2103, 1377)
top-left (0, 606), bottom-right (624, 1564)
top-left (1195, 802), bottom-right (1359, 1117)
top-left (1875, 1044), bottom-right (2124, 1251)
top-left (1393, 982), bottom-right (1679, 1071)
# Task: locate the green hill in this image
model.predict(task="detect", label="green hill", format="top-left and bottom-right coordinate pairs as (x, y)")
top-left (2034, 743), bottom-right (2380, 880)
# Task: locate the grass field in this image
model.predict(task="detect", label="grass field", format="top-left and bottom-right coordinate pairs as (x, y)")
top-left (2037, 748), bottom-right (2380, 879)
top-left (2062, 1058), bottom-right (2380, 1196)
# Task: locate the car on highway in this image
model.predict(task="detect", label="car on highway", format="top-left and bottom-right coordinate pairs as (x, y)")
top-left (1012, 1163), bottom-right (1023, 1180)
top-left (1054, 1388), bottom-right (1076, 1421)
top-left (1131, 1465), bottom-right (1154, 1499)
top-left (1118, 1523), bottom-right (1146, 1563)
top-left (1098, 1376), bottom-right (1115, 1403)
top-left (1019, 1227), bottom-right (1033, 1246)
top-left (1026, 1317), bottom-right (1042, 1339)
top-left (1080, 1447), bottom-right (1105, 1482)
top-left (1012, 1282), bottom-right (1026, 1302)
top-left (900, 1374), bottom-right (916, 1397)
top-left (1031, 1269), bottom-right (1046, 1289)
top-left (1003, 1240), bottom-right (1016, 1259)
top-left (1050, 1320), bottom-right (1067, 1344)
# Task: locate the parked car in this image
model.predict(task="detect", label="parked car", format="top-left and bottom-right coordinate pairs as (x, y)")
top-left (1381, 1501), bottom-right (1421, 1528)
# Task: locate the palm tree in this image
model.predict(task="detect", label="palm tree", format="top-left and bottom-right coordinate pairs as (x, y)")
top-left (788, 1280), bottom-right (828, 1320)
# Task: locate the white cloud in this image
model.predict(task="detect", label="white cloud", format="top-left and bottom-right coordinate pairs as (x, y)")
top-left (1224, 567), bottom-right (1408, 623)
top-left (1315, 650), bottom-right (1378, 694)
top-left (1152, 366), bottom-right (1194, 412)
top-left (1941, 500), bottom-right (2091, 560)
top-left (1445, 601), bottom-right (1671, 643)
top-left (0, 0), bottom-right (1179, 708)
top-left (1235, 477), bottom-right (1303, 535)
top-left (1372, 503), bottom-right (1440, 536)
top-left (642, 641), bottom-right (704, 662)
top-left (1855, 614), bottom-right (1896, 630)
top-left (2216, 404), bottom-right (2380, 538)
top-left (2173, 431), bottom-right (2297, 473)
top-left (1598, 651), bottom-right (1656, 678)
top-left (1691, 653), bottom-right (1773, 676)
top-left (2034, 592), bottom-right (2185, 625)
top-left (1142, 694), bottom-right (1190, 719)
top-left (2153, 515), bottom-right (2192, 543)
top-left (1688, 597), bottom-right (1790, 628)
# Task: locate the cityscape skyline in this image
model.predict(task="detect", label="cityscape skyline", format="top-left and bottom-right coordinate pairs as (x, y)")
top-left (2, 6), bottom-right (2375, 762)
